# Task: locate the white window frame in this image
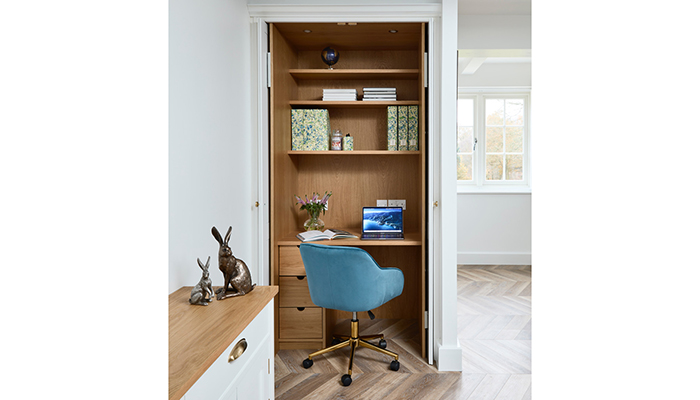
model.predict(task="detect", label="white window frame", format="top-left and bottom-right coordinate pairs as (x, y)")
top-left (457, 89), bottom-right (531, 193)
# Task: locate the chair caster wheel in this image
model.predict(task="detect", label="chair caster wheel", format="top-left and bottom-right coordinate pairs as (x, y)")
top-left (390, 360), bottom-right (400, 371)
top-left (378, 339), bottom-right (387, 349)
top-left (341, 374), bottom-right (352, 386)
top-left (302, 358), bottom-right (313, 369)
top-left (332, 338), bottom-right (341, 345)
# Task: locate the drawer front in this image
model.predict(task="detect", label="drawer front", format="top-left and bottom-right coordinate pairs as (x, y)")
top-left (185, 301), bottom-right (273, 400)
top-left (279, 246), bottom-right (306, 276)
top-left (279, 276), bottom-right (315, 308)
top-left (279, 307), bottom-right (323, 339)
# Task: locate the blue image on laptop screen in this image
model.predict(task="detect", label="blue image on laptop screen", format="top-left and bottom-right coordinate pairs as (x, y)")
top-left (362, 207), bottom-right (403, 233)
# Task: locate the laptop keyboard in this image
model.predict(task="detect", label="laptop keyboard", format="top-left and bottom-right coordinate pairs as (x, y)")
top-left (362, 233), bottom-right (403, 239)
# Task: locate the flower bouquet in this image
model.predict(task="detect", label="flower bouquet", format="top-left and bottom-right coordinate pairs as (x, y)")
top-left (294, 191), bottom-right (332, 231)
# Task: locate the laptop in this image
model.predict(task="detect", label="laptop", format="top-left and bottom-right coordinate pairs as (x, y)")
top-left (361, 207), bottom-right (404, 240)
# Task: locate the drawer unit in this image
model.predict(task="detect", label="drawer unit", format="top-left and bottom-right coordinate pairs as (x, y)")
top-left (279, 276), bottom-right (315, 308)
top-left (279, 307), bottom-right (323, 339)
top-left (279, 246), bottom-right (306, 276)
top-left (277, 245), bottom-right (325, 348)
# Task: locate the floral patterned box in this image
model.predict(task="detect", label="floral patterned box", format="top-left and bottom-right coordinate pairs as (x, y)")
top-left (408, 105), bottom-right (419, 151)
top-left (387, 106), bottom-right (398, 151)
top-left (291, 109), bottom-right (305, 150)
top-left (397, 105), bottom-right (408, 151)
top-left (291, 109), bottom-right (330, 151)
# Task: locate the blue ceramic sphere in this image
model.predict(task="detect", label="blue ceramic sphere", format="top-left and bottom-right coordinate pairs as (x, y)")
top-left (321, 46), bottom-right (339, 68)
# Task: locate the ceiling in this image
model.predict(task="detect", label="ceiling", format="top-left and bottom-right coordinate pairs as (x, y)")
top-left (458, 0), bottom-right (531, 15)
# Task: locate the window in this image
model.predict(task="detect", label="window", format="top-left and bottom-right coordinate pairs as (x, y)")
top-left (457, 93), bottom-right (530, 192)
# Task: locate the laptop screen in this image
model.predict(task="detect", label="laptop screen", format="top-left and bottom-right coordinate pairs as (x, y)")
top-left (362, 207), bottom-right (404, 234)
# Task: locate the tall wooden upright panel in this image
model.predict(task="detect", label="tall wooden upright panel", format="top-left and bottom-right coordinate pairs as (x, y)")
top-left (270, 22), bottom-right (427, 359)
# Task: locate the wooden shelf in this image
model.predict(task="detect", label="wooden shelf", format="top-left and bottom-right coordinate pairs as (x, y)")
top-left (277, 229), bottom-right (422, 247)
top-left (290, 100), bottom-right (419, 108)
top-left (288, 150), bottom-right (420, 156)
top-left (290, 69), bottom-right (420, 80)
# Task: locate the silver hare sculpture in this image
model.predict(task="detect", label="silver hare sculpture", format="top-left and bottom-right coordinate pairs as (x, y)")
top-left (212, 226), bottom-right (256, 300)
top-left (189, 256), bottom-right (214, 306)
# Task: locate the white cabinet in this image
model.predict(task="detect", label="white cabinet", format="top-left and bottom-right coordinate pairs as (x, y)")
top-left (183, 301), bottom-right (274, 400)
top-left (169, 286), bottom-right (278, 400)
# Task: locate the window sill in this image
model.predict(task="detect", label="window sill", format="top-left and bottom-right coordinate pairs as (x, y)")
top-left (457, 185), bottom-right (532, 194)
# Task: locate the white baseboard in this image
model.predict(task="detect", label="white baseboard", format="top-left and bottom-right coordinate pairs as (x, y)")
top-left (457, 251), bottom-right (531, 265)
top-left (436, 344), bottom-right (463, 371)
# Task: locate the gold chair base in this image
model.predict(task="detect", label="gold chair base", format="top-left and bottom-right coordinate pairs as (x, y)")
top-left (306, 318), bottom-right (399, 377)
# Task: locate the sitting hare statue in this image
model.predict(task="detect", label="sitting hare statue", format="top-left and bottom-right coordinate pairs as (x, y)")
top-left (212, 226), bottom-right (256, 300)
top-left (189, 256), bottom-right (214, 306)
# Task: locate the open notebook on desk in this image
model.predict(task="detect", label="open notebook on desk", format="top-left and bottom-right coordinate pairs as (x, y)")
top-left (296, 229), bottom-right (358, 242)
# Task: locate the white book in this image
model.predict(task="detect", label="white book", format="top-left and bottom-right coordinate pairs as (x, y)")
top-left (363, 88), bottom-right (396, 92)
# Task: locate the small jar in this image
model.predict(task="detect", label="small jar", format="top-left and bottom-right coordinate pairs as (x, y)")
top-left (330, 129), bottom-right (343, 151)
top-left (343, 134), bottom-right (354, 151)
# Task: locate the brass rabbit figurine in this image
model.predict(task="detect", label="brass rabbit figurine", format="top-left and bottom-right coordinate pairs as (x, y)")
top-left (189, 256), bottom-right (214, 306)
top-left (212, 226), bottom-right (256, 300)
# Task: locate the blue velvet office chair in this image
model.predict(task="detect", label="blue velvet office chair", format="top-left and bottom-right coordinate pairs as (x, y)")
top-left (298, 243), bottom-right (405, 386)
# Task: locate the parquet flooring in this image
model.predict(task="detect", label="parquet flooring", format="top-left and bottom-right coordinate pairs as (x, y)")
top-left (275, 265), bottom-right (531, 399)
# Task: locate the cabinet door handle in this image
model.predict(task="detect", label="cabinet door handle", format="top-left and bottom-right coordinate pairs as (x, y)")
top-left (228, 338), bottom-right (248, 363)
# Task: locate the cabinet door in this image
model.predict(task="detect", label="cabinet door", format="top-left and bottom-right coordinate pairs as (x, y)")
top-left (185, 302), bottom-right (273, 400)
top-left (219, 342), bottom-right (271, 400)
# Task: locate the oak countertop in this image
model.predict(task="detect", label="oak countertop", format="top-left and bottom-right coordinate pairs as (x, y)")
top-left (169, 285), bottom-right (278, 400)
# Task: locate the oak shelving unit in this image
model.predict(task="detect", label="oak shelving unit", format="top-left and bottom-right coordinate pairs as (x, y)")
top-left (270, 22), bottom-right (427, 358)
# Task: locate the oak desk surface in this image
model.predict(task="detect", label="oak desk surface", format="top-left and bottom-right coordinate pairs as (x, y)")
top-left (169, 285), bottom-right (278, 400)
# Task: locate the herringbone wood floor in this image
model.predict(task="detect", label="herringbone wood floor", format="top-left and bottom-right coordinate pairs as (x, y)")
top-left (275, 265), bottom-right (531, 399)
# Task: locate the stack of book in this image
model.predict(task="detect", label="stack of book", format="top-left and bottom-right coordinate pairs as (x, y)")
top-left (322, 89), bottom-right (357, 101)
top-left (363, 88), bottom-right (397, 101)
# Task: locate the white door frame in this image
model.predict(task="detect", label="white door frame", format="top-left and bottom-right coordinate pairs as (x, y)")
top-left (248, 2), bottom-right (460, 369)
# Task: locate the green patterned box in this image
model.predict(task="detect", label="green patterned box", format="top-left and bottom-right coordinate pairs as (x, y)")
top-left (408, 105), bottom-right (419, 151)
top-left (397, 105), bottom-right (408, 151)
top-left (295, 109), bottom-right (330, 151)
top-left (387, 106), bottom-right (397, 151)
top-left (319, 109), bottom-right (330, 150)
top-left (291, 109), bottom-right (305, 150)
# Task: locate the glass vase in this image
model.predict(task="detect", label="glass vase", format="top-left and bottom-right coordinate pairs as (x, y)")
top-left (304, 211), bottom-right (325, 231)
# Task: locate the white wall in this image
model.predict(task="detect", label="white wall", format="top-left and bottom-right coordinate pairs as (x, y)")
top-left (457, 194), bottom-right (531, 264)
top-left (169, 0), bottom-right (254, 293)
top-left (457, 14), bottom-right (532, 265)
top-left (458, 15), bottom-right (531, 49)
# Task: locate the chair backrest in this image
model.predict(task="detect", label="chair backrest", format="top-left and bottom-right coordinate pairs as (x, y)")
top-left (298, 243), bottom-right (404, 312)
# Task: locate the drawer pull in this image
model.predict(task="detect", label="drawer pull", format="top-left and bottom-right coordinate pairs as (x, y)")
top-left (296, 276), bottom-right (305, 280)
top-left (228, 338), bottom-right (248, 363)
top-left (297, 307), bottom-right (305, 311)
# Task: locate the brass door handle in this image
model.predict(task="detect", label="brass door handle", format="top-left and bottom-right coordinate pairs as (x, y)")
top-left (228, 338), bottom-right (248, 363)
top-left (255, 201), bottom-right (260, 207)
top-left (433, 201), bottom-right (438, 207)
